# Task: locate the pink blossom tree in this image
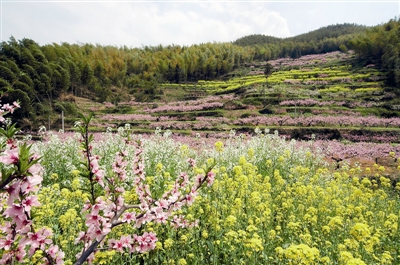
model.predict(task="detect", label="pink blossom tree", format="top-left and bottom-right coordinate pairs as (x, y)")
top-left (73, 113), bottom-right (215, 264)
top-left (0, 101), bottom-right (64, 264)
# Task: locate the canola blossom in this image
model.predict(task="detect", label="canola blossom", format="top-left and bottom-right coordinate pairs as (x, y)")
top-left (1, 105), bottom-right (400, 264)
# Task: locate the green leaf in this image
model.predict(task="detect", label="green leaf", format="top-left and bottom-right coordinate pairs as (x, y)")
top-left (0, 123), bottom-right (19, 139)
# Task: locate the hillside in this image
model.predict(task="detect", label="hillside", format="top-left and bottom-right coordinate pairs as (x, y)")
top-left (1, 18), bottom-right (400, 131)
top-left (69, 50), bottom-right (400, 146)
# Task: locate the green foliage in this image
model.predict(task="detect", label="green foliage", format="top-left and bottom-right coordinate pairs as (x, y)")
top-left (234, 23), bottom-right (366, 59)
top-left (53, 101), bottom-right (78, 116)
top-left (0, 122), bottom-right (19, 139)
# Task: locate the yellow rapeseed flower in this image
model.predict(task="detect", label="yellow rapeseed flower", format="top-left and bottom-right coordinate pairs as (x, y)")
top-left (247, 148), bottom-right (255, 160)
top-left (380, 251), bottom-right (394, 264)
top-left (71, 177), bottom-right (81, 190)
top-left (350, 223), bottom-right (371, 242)
top-left (164, 238), bottom-right (174, 249)
top-left (281, 244), bottom-right (320, 264)
top-left (201, 230), bottom-right (208, 239)
top-left (180, 145), bottom-right (189, 157)
top-left (155, 242), bottom-right (163, 250)
top-left (71, 169), bottom-right (80, 177)
top-left (93, 250), bottom-right (116, 265)
top-left (178, 258), bottom-right (187, 265)
top-left (50, 173), bottom-right (58, 180)
top-left (268, 230), bottom-right (276, 240)
top-left (214, 141), bottom-right (224, 152)
top-left (156, 162), bottom-right (163, 173)
top-left (244, 233), bottom-right (263, 252)
top-left (225, 215), bottom-right (237, 227)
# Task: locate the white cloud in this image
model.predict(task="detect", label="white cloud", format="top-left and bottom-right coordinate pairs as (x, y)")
top-left (1, 1), bottom-right (397, 48)
top-left (2, 1), bottom-right (290, 47)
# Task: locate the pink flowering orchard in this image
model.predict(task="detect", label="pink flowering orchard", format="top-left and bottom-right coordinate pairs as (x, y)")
top-left (0, 102), bottom-right (64, 264)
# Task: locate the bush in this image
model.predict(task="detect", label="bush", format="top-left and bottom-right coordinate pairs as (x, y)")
top-left (54, 101), bottom-right (78, 116)
top-left (259, 108), bottom-right (273, 114)
top-left (291, 128), bottom-right (341, 140)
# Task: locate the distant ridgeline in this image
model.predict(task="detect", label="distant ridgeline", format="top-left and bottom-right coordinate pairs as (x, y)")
top-left (0, 18), bottom-right (400, 129)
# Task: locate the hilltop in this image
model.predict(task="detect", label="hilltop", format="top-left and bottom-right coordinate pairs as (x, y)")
top-left (234, 23), bottom-right (366, 46)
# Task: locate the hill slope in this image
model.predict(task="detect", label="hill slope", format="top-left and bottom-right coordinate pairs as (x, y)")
top-left (233, 23), bottom-right (366, 46)
top-left (71, 50), bottom-right (400, 146)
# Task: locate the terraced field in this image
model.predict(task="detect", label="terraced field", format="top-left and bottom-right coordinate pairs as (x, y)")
top-left (75, 51), bottom-right (398, 146)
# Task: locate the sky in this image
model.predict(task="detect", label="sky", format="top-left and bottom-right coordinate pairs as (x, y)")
top-left (1, 0), bottom-right (399, 48)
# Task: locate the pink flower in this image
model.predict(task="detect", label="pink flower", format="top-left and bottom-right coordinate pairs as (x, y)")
top-left (144, 232), bottom-right (157, 242)
top-left (194, 174), bottom-right (203, 187)
top-left (120, 235), bottom-right (132, 246)
top-left (75, 231), bottom-right (86, 244)
top-left (133, 232), bottom-right (157, 253)
top-left (85, 213), bottom-right (101, 227)
top-left (122, 212), bottom-right (136, 224)
top-left (21, 175), bottom-right (43, 194)
top-left (187, 158), bottom-right (196, 168)
top-left (24, 228), bottom-right (53, 256)
top-left (185, 193), bottom-right (195, 206)
top-left (155, 211), bottom-right (168, 224)
top-left (3, 203), bottom-right (24, 219)
top-left (14, 215), bottom-right (32, 234)
top-left (55, 250), bottom-right (65, 265)
top-left (91, 198), bottom-right (106, 215)
top-left (21, 195), bottom-right (40, 212)
top-left (134, 213), bottom-right (151, 228)
top-left (13, 101), bottom-right (20, 108)
top-left (167, 191), bottom-right (180, 204)
top-left (5, 181), bottom-right (21, 204)
top-left (0, 222), bottom-right (12, 234)
top-left (2, 103), bottom-right (14, 113)
top-left (0, 149), bottom-right (19, 165)
top-left (110, 239), bottom-right (124, 252)
top-left (0, 252), bottom-right (13, 264)
top-left (0, 233), bottom-right (13, 250)
top-left (87, 225), bottom-right (104, 242)
top-left (27, 163), bottom-right (43, 176)
top-left (15, 245), bottom-right (26, 262)
top-left (207, 171), bottom-right (215, 187)
top-left (93, 169), bottom-right (105, 187)
top-left (179, 172), bottom-right (189, 186)
top-left (155, 199), bottom-right (169, 209)
top-left (115, 195), bottom-right (124, 210)
top-left (47, 244), bottom-right (60, 259)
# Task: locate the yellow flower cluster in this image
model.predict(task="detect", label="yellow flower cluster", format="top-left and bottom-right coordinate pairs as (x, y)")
top-left (179, 155), bottom-right (400, 264)
top-left (276, 243), bottom-right (320, 264)
top-left (243, 233), bottom-right (263, 252)
top-left (214, 141), bottom-right (224, 153)
top-left (33, 182), bottom-right (90, 259)
top-left (93, 250), bottom-right (116, 265)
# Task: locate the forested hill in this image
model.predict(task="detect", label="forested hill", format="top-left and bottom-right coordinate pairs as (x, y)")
top-left (233, 34), bottom-right (282, 46)
top-left (1, 18), bottom-right (400, 129)
top-left (234, 23), bottom-right (366, 46)
top-left (234, 23), bottom-right (368, 59)
top-left (288, 23), bottom-right (367, 42)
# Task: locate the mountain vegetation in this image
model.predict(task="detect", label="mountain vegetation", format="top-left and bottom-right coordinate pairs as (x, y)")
top-left (0, 18), bottom-right (400, 129)
top-left (233, 23), bottom-right (367, 59)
